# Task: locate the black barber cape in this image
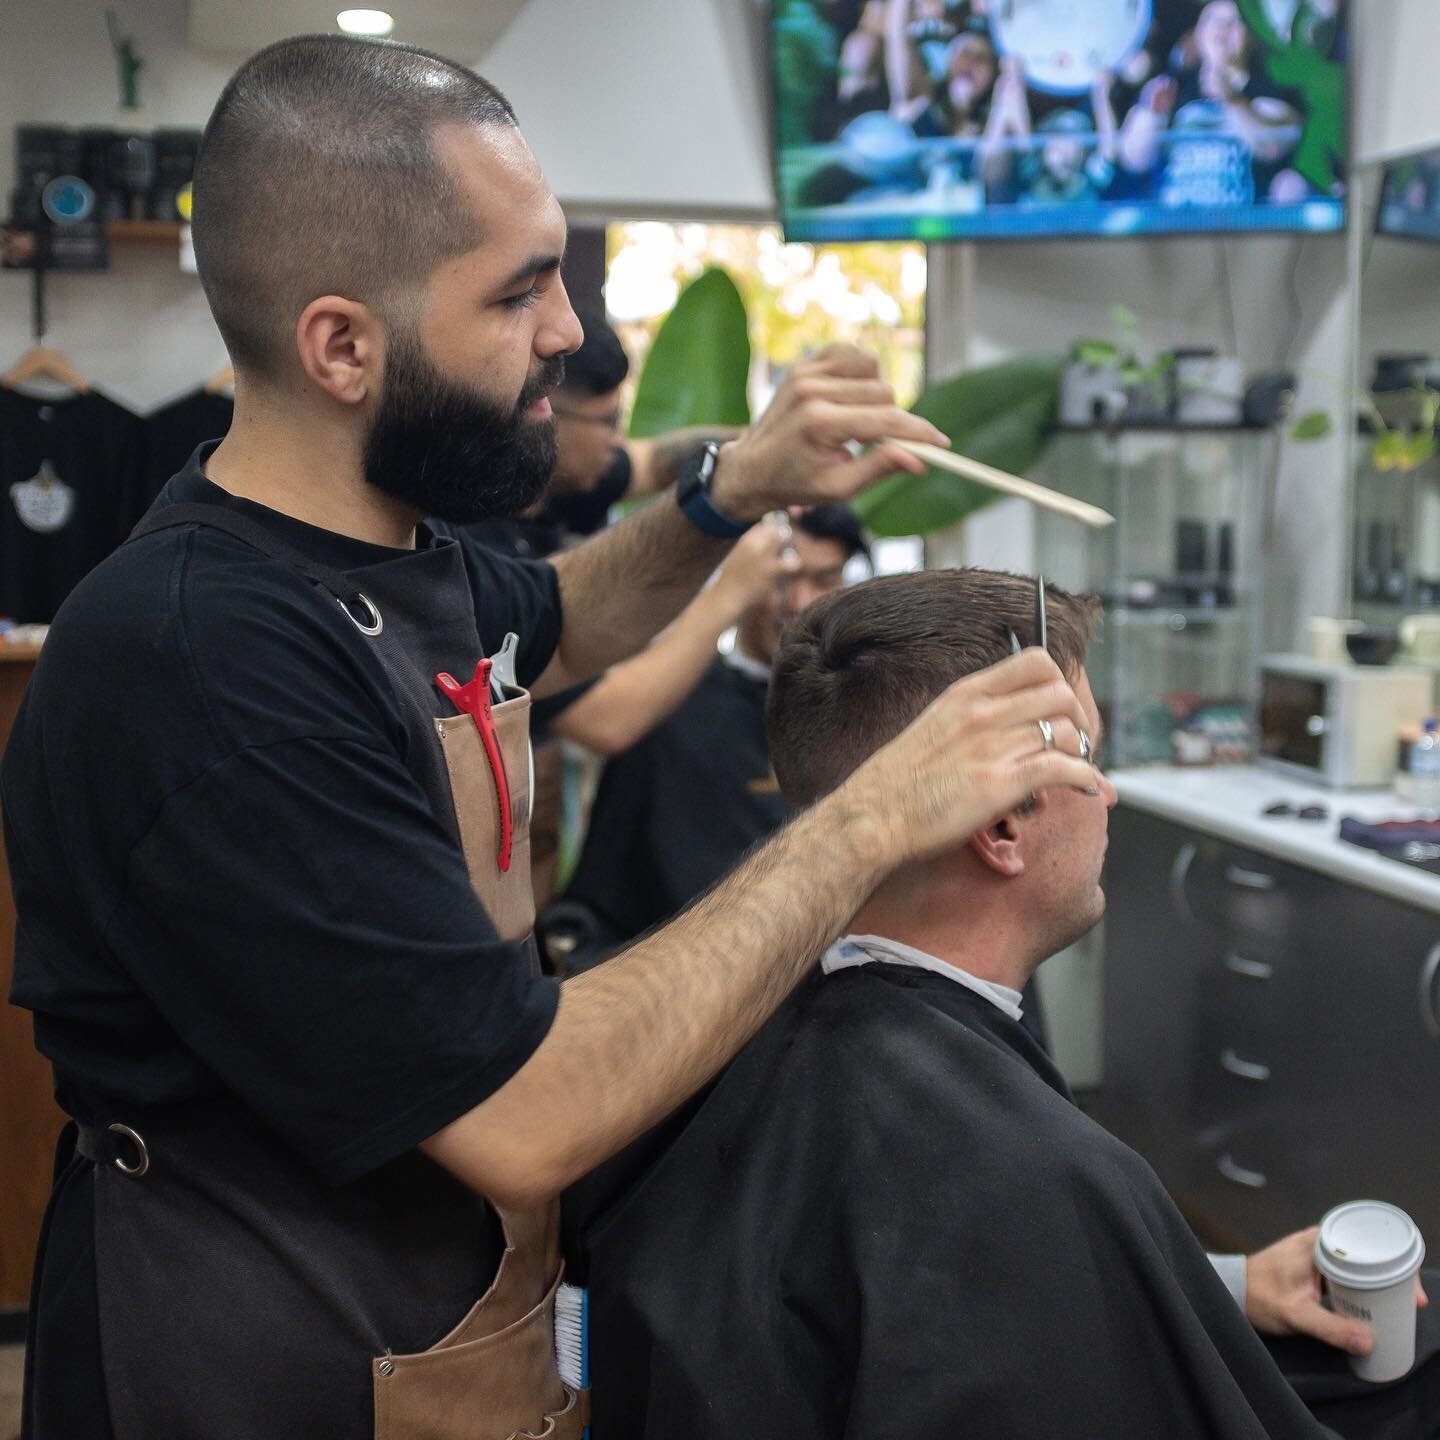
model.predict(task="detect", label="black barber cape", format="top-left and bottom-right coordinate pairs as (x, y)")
top-left (3, 445), bottom-right (561, 1439)
top-left (562, 656), bottom-right (787, 955)
top-left (570, 964), bottom-right (1342, 1439)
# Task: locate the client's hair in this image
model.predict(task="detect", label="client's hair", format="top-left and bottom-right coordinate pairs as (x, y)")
top-left (767, 568), bottom-right (1099, 806)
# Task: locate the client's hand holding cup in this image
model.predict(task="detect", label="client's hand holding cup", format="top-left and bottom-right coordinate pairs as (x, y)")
top-left (1314, 1200), bottom-right (1426, 1383)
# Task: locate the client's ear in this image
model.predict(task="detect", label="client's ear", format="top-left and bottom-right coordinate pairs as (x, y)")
top-left (970, 804), bottom-right (1033, 878)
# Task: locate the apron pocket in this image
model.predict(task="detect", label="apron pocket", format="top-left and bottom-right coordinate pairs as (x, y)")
top-left (372, 1265), bottom-right (571, 1440)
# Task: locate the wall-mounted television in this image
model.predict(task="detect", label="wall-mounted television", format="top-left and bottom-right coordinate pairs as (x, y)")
top-left (1377, 148), bottom-right (1440, 244)
top-left (771, 0), bottom-right (1348, 243)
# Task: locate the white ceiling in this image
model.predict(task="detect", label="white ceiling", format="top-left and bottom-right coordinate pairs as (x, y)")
top-left (187, 0), bottom-right (530, 64)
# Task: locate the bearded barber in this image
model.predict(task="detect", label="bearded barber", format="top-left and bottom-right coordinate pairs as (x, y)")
top-left (2, 35), bottom-right (1097, 1440)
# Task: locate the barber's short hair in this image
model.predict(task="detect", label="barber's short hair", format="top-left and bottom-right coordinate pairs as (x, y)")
top-left (561, 309), bottom-right (630, 397)
top-left (795, 503), bottom-right (870, 563)
top-left (192, 35), bottom-right (517, 376)
top-left (767, 568), bottom-right (1099, 806)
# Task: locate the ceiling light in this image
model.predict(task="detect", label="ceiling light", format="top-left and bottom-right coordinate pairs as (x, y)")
top-left (337, 9), bottom-right (395, 36)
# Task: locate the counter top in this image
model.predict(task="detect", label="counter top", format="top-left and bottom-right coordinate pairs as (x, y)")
top-left (1111, 765), bottom-right (1440, 916)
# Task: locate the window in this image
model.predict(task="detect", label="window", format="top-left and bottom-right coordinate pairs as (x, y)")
top-left (604, 222), bottom-right (926, 417)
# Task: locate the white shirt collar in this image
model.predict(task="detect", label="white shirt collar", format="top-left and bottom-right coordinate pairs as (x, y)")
top-left (821, 933), bottom-right (1025, 1022)
top-left (721, 643), bottom-right (771, 684)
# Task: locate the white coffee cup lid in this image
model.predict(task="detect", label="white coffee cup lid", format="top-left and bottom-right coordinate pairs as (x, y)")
top-left (1314, 1201), bottom-right (1425, 1290)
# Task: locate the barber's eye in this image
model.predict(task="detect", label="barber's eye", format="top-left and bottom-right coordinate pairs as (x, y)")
top-left (503, 285), bottom-right (541, 311)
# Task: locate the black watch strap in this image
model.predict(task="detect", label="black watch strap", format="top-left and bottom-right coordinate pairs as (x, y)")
top-left (675, 442), bottom-right (752, 540)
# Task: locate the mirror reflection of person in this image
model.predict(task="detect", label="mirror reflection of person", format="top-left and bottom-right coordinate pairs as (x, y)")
top-left (572, 568), bottom-right (1440, 1439)
top-left (551, 506), bottom-right (869, 968)
top-left (1118, 0), bottom-right (1305, 199)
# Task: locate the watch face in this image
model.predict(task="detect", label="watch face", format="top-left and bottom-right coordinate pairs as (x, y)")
top-left (989, 0), bottom-right (1153, 96)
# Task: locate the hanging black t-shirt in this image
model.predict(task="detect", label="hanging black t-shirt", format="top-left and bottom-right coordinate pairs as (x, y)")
top-left (2, 447), bottom-right (564, 1436)
top-left (0, 387), bottom-right (148, 622)
top-left (142, 386), bottom-right (233, 500)
top-left (561, 657), bottom-right (788, 955)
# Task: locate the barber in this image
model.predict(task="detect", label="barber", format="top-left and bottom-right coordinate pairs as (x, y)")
top-left (2, 35), bottom-right (1096, 1440)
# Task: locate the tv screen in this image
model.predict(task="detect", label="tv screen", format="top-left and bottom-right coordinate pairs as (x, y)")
top-left (771, 0), bottom-right (1348, 243)
top-left (1378, 149), bottom-right (1440, 244)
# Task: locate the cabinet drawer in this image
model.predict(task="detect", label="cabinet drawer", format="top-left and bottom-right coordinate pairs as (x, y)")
top-left (1180, 1116), bottom-right (1322, 1250)
top-left (1177, 838), bottom-right (1331, 947)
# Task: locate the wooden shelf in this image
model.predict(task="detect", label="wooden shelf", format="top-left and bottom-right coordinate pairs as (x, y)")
top-left (107, 220), bottom-right (182, 243)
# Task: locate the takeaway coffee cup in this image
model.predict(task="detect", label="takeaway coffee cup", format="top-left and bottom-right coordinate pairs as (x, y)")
top-left (1314, 1200), bottom-right (1426, 1383)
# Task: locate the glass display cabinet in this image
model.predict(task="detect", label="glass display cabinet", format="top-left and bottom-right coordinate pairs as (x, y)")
top-left (1351, 446), bottom-right (1440, 622)
top-left (1032, 426), bottom-right (1270, 769)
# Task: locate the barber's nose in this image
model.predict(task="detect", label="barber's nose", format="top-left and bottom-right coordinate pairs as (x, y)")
top-left (541, 276), bottom-right (584, 360)
top-left (1100, 773), bottom-right (1119, 809)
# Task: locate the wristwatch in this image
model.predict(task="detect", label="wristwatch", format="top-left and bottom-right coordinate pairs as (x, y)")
top-left (675, 441), bottom-right (752, 540)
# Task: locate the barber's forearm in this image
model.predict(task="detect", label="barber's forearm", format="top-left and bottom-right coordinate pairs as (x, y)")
top-left (532, 487), bottom-right (732, 699)
top-left (420, 793), bottom-right (889, 1208)
top-left (546, 585), bottom-right (737, 756)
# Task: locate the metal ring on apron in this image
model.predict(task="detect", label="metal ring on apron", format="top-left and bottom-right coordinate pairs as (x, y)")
top-left (340, 592), bottom-right (384, 636)
top-left (107, 1123), bottom-right (151, 1178)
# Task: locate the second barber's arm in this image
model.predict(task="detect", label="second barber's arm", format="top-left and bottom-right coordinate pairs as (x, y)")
top-left (531, 345), bottom-right (944, 699)
top-left (423, 647), bottom-right (1099, 1208)
top-left (547, 519), bottom-right (796, 757)
top-left (624, 425), bottom-right (744, 499)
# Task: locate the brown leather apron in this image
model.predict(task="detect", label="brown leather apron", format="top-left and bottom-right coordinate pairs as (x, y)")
top-left (372, 679), bottom-right (584, 1440)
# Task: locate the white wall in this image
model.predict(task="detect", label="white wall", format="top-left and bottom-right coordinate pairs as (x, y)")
top-left (0, 0), bottom-right (232, 411)
top-left (480, 0), bottom-right (774, 222)
top-left (1352, 0), bottom-right (1440, 165)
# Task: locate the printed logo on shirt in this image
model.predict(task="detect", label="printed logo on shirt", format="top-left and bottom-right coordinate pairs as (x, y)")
top-left (11, 461), bottom-right (76, 534)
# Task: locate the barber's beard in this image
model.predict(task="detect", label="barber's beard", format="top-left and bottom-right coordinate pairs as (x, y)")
top-left (362, 332), bottom-right (562, 524)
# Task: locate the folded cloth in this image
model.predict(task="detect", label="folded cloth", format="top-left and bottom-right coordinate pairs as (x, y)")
top-left (1339, 816), bottom-right (1440, 852)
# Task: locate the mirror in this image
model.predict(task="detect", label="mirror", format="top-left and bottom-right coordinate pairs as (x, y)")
top-left (1350, 150), bottom-right (1440, 638)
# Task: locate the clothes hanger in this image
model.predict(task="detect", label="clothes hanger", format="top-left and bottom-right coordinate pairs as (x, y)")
top-left (2, 344), bottom-right (90, 395)
top-left (203, 363), bottom-right (235, 396)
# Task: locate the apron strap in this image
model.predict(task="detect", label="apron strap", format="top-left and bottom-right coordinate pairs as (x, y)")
top-left (74, 1121), bottom-right (151, 1178)
top-left (129, 503), bottom-right (381, 632)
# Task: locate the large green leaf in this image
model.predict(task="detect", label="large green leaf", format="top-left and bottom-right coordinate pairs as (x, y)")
top-left (628, 268), bottom-right (752, 438)
top-left (852, 358), bottom-right (1064, 537)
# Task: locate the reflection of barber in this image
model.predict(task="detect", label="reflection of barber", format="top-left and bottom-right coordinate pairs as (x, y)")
top-left (1118, 0), bottom-right (1304, 198)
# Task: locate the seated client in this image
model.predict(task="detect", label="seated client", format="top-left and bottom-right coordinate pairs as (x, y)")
top-left (570, 568), bottom-right (1440, 1439)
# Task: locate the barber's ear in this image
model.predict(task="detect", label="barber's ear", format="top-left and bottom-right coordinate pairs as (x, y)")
top-left (294, 296), bottom-right (383, 405)
top-left (969, 797), bottom-right (1045, 878)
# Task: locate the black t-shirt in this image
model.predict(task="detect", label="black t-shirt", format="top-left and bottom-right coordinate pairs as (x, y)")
top-left (143, 386), bottom-right (233, 501)
top-left (5, 452), bottom-right (561, 1157)
top-left (2, 448), bottom-right (564, 1434)
top-left (562, 657), bottom-right (788, 953)
top-left (0, 387), bottom-right (149, 622)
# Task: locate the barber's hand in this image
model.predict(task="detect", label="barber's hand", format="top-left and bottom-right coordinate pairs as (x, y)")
top-left (1245, 1228), bottom-right (1430, 1354)
top-left (708, 517), bottom-right (801, 620)
top-left (708, 344), bottom-right (948, 521)
top-left (835, 648), bottom-right (1099, 866)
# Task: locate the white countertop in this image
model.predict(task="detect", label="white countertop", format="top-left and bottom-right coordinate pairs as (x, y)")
top-left (1111, 765), bottom-right (1440, 915)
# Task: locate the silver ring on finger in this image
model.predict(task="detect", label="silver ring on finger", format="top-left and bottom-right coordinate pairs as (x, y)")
top-left (1037, 718), bottom-right (1056, 751)
top-left (1078, 729), bottom-right (1092, 763)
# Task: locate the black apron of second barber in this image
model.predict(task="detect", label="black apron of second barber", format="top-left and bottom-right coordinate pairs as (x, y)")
top-left (4, 445), bottom-right (574, 1438)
